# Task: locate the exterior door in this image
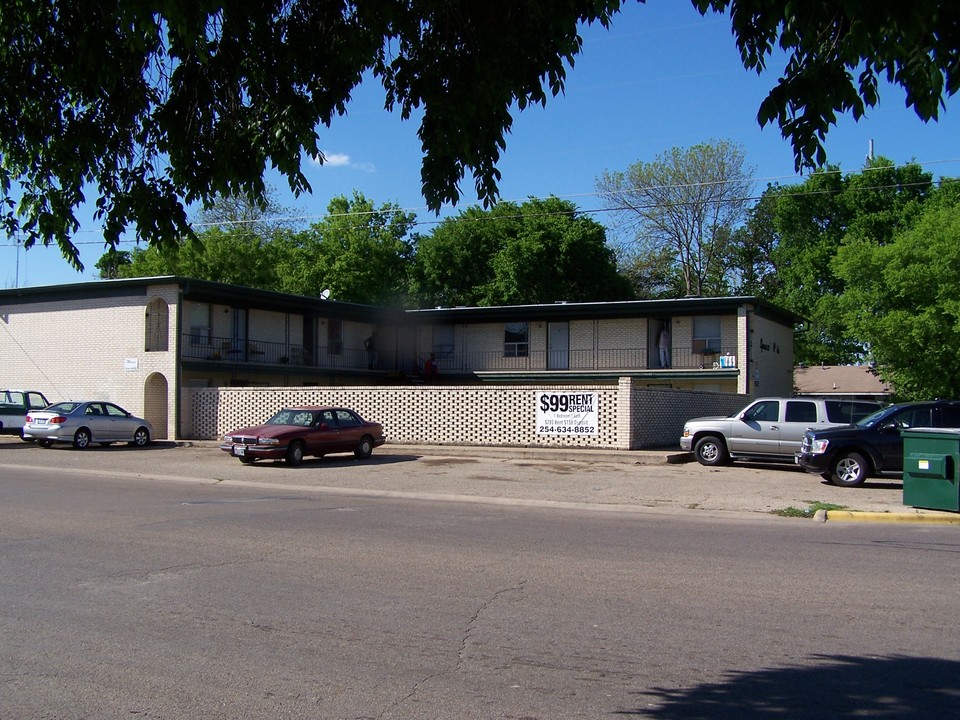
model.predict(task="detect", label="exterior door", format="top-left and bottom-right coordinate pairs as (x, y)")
top-left (727, 399), bottom-right (782, 454)
top-left (548, 322), bottom-right (569, 370)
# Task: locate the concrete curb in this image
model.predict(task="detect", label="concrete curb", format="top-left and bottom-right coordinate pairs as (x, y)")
top-left (816, 509), bottom-right (960, 524)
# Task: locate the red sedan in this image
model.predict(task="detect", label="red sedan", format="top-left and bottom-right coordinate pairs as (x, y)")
top-left (220, 406), bottom-right (386, 466)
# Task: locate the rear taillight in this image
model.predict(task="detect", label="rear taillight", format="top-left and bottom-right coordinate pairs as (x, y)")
top-left (25, 415), bottom-right (33, 423)
top-left (50, 416), bottom-right (67, 424)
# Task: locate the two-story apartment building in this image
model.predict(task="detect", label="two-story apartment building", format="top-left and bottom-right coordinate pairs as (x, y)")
top-left (1, 277), bottom-right (800, 442)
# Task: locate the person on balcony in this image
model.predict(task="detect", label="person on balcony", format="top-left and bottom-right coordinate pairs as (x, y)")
top-left (364, 332), bottom-right (378, 369)
top-left (424, 352), bottom-right (439, 381)
top-left (658, 325), bottom-right (671, 368)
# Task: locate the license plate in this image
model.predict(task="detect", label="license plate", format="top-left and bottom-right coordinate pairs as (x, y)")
top-left (36, 419), bottom-right (47, 425)
top-left (232, 445), bottom-right (246, 457)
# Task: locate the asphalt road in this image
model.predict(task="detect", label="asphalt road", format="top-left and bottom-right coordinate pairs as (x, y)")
top-left (2, 439), bottom-right (960, 719)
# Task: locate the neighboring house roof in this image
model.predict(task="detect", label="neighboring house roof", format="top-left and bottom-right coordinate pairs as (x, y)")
top-left (794, 365), bottom-right (893, 397)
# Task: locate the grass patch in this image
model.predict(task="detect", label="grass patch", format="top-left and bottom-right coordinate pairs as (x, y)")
top-left (772, 501), bottom-right (849, 518)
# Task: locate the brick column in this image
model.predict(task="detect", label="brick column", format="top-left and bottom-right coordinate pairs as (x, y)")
top-left (617, 376), bottom-right (636, 450)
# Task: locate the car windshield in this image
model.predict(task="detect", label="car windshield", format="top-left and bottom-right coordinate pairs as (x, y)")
top-left (855, 405), bottom-right (904, 428)
top-left (266, 409), bottom-right (318, 427)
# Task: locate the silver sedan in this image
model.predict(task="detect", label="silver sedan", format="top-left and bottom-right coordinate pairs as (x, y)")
top-left (23, 401), bottom-right (154, 449)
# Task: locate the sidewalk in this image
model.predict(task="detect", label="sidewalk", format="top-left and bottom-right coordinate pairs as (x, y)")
top-left (369, 443), bottom-right (960, 524)
top-left (3, 437), bottom-right (959, 523)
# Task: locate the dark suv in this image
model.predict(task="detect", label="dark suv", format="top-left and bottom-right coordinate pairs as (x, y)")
top-left (796, 400), bottom-right (960, 486)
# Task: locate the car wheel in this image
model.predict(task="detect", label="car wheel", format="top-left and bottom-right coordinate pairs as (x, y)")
top-left (285, 441), bottom-right (305, 466)
top-left (131, 427), bottom-right (150, 447)
top-left (693, 435), bottom-right (729, 466)
top-left (238, 456), bottom-right (256, 464)
top-left (38, 439), bottom-right (53, 448)
top-left (830, 451), bottom-right (868, 487)
top-left (354, 435), bottom-right (374, 459)
top-left (73, 428), bottom-right (92, 449)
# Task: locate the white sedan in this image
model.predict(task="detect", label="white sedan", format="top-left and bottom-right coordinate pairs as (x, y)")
top-left (24, 401), bottom-right (154, 449)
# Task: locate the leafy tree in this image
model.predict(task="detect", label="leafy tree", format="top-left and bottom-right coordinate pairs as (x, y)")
top-left (484, 198), bottom-right (634, 305)
top-left (94, 248), bottom-right (132, 280)
top-left (836, 188), bottom-right (960, 399)
top-left (275, 192), bottom-right (415, 305)
top-left (119, 227), bottom-right (285, 289)
top-left (411, 198), bottom-right (632, 307)
top-left (3, 1), bottom-right (958, 270)
top-left (118, 191), bottom-right (294, 288)
top-left (409, 205), bottom-right (519, 308)
top-left (755, 158), bottom-right (934, 365)
top-left (616, 246), bottom-right (683, 300)
top-left (597, 140), bottom-right (754, 297)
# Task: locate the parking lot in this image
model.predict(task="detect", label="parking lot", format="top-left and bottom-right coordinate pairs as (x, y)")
top-left (0, 437), bottom-right (928, 519)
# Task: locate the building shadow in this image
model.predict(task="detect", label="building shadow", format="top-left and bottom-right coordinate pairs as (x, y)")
top-left (617, 655), bottom-right (959, 718)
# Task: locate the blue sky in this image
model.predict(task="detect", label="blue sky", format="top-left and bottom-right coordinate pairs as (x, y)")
top-left (5, 1), bottom-right (960, 289)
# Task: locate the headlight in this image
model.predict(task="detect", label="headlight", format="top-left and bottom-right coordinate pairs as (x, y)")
top-left (223, 435), bottom-right (235, 443)
top-left (682, 428), bottom-right (690, 438)
top-left (808, 438), bottom-right (830, 454)
top-left (258, 437), bottom-right (280, 445)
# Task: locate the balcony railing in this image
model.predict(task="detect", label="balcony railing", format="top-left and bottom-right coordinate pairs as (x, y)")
top-left (182, 333), bottom-right (738, 374)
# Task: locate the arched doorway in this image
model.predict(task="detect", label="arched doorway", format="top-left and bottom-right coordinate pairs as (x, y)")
top-left (144, 373), bottom-right (169, 440)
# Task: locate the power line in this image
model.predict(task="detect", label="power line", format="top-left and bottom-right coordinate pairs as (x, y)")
top-left (1, 157), bottom-right (958, 249)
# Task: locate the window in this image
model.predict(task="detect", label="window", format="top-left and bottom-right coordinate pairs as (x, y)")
top-left (895, 407), bottom-right (933, 429)
top-left (693, 316), bottom-right (721, 354)
top-left (785, 401), bottom-right (817, 423)
top-left (826, 401), bottom-right (882, 423)
top-left (432, 325), bottom-right (454, 359)
top-left (145, 298), bottom-right (169, 352)
top-left (744, 400), bottom-right (780, 422)
top-left (327, 318), bottom-right (343, 355)
top-left (335, 409), bottom-right (361, 427)
top-left (504, 322), bottom-right (529, 358)
top-left (189, 303), bottom-right (211, 345)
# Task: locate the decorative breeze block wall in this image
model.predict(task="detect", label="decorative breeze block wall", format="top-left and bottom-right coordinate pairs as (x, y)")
top-left (188, 383), bottom-right (750, 450)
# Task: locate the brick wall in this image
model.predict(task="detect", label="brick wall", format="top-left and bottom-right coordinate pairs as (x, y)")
top-left (1, 285), bottom-right (180, 439)
top-left (187, 382), bottom-right (750, 450)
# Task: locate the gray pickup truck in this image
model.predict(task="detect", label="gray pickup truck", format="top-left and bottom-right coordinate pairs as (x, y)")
top-left (680, 397), bottom-right (883, 466)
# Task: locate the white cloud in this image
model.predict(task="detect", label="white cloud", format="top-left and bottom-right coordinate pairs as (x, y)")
top-left (312, 152), bottom-right (375, 173)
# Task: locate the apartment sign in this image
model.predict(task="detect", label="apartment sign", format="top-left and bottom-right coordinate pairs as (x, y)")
top-left (536, 391), bottom-right (598, 435)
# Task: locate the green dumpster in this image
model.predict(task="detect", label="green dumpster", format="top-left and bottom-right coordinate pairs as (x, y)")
top-left (902, 428), bottom-right (960, 512)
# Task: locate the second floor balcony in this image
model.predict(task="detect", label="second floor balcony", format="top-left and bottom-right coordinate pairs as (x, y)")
top-left (181, 333), bottom-right (738, 376)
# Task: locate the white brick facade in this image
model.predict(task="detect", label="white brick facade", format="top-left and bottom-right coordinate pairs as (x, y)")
top-left (2, 278), bottom-right (799, 445)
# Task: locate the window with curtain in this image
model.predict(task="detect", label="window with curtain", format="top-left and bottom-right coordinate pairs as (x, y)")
top-left (504, 322), bottom-right (529, 357)
top-left (693, 316), bottom-right (721, 354)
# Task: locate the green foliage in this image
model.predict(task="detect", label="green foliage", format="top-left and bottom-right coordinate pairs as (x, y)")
top-left (275, 192), bottom-right (415, 306)
top-left (119, 227), bottom-right (284, 290)
top-left (747, 158), bottom-right (935, 365)
top-left (597, 140), bottom-right (754, 297)
top-left (411, 197), bottom-right (632, 307)
top-left (695, 1), bottom-right (960, 171)
top-left (3, 1), bottom-right (958, 270)
top-left (836, 196), bottom-right (960, 399)
top-left (772, 502), bottom-right (848, 518)
top-left (94, 248), bottom-right (132, 280)
top-left (0, 0), bottom-right (621, 269)
top-left (617, 247), bottom-right (685, 300)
